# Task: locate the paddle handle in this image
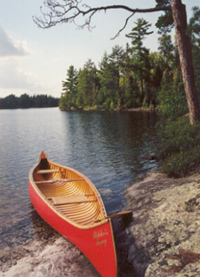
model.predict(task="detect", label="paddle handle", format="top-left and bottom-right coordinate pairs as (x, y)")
top-left (94, 210), bottom-right (132, 223)
top-left (106, 210), bottom-right (132, 219)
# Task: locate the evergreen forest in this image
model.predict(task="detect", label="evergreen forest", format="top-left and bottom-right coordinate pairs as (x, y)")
top-left (60, 8), bottom-right (200, 121)
top-left (0, 94), bottom-right (59, 109)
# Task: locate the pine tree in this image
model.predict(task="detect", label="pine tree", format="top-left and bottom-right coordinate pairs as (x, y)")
top-left (60, 65), bottom-right (78, 110)
top-left (126, 18), bottom-right (153, 106)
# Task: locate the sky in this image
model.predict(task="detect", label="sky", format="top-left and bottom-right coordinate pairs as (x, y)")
top-left (0, 0), bottom-right (199, 98)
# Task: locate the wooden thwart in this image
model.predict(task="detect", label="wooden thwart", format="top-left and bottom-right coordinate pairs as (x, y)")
top-left (37, 169), bottom-right (60, 174)
top-left (48, 195), bottom-right (97, 205)
top-left (35, 178), bottom-right (84, 184)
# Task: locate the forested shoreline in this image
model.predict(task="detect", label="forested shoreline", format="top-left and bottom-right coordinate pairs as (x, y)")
top-left (0, 94), bottom-right (59, 109)
top-left (60, 9), bottom-right (200, 121)
top-left (59, 7), bottom-right (200, 177)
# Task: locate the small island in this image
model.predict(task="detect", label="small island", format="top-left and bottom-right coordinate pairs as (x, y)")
top-left (0, 94), bottom-right (59, 109)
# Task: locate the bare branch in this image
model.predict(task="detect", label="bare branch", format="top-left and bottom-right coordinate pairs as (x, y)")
top-left (111, 12), bottom-right (135, 40)
top-left (33, 1), bottom-right (171, 36)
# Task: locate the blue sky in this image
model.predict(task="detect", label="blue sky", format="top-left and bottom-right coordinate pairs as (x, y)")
top-left (0, 0), bottom-right (199, 98)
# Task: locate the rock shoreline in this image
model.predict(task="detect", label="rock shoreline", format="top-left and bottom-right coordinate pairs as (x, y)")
top-left (0, 236), bottom-right (100, 277)
top-left (126, 172), bottom-right (200, 276)
top-left (1, 172), bottom-right (200, 276)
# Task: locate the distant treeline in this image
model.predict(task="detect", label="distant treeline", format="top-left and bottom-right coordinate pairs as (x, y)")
top-left (0, 94), bottom-right (59, 109)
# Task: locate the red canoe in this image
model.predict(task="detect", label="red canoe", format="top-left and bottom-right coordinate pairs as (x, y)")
top-left (29, 151), bottom-right (118, 276)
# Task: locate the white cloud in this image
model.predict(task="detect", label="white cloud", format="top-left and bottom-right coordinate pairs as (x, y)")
top-left (0, 57), bottom-right (63, 98)
top-left (0, 26), bottom-right (28, 57)
top-left (0, 59), bottom-right (42, 96)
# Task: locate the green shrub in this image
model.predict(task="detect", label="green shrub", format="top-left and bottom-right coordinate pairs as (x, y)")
top-left (157, 68), bottom-right (188, 121)
top-left (158, 87), bottom-right (187, 120)
top-left (156, 116), bottom-right (200, 177)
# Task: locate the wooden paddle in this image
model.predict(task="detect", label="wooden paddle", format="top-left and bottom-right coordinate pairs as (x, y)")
top-left (106, 210), bottom-right (132, 219)
top-left (94, 210), bottom-right (132, 223)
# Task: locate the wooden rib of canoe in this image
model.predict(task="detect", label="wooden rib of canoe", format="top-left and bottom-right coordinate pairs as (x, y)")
top-left (29, 151), bottom-right (118, 276)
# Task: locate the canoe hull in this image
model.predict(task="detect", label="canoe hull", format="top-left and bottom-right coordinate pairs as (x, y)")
top-left (29, 179), bottom-right (117, 277)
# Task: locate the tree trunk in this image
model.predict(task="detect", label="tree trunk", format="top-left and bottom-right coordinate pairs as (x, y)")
top-left (171, 0), bottom-right (199, 124)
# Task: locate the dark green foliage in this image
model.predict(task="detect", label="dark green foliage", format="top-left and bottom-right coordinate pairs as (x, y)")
top-left (155, 0), bottom-right (174, 33)
top-left (77, 60), bottom-right (98, 109)
top-left (156, 116), bottom-right (200, 177)
top-left (154, 5), bottom-right (200, 177)
top-left (158, 68), bottom-right (188, 120)
top-left (0, 94), bottom-right (19, 109)
top-left (188, 6), bottom-right (200, 43)
top-left (60, 10), bottom-right (200, 114)
top-left (60, 60), bottom-right (99, 110)
top-left (20, 94), bottom-right (31, 108)
top-left (126, 18), bottom-right (153, 107)
top-left (192, 45), bottom-right (200, 94)
top-left (188, 7), bottom-right (200, 94)
top-left (158, 33), bottom-right (174, 66)
top-left (0, 94), bottom-right (59, 109)
top-left (98, 47), bottom-right (124, 110)
top-left (126, 18), bottom-right (153, 49)
top-left (156, 11), bottom-right (174, 33)
top-left (60, 65), bottom-right (78, 110)
top-left (156, 29), bottom-right (188, 120)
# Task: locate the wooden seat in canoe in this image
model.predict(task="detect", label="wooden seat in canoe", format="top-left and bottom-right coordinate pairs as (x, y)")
top-left (48, 195), bottom-right (97, 205)
top-left (35, 178), bottom-right (84, 184)
top-left (37, 169), bottom-right (60, 174)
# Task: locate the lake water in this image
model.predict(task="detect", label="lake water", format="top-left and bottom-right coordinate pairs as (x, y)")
top-left (0, 108), bottom-right (158, 254)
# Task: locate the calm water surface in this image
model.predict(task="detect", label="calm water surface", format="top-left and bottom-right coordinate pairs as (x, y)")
top-left (0, 108), bottom-right (158, 252)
